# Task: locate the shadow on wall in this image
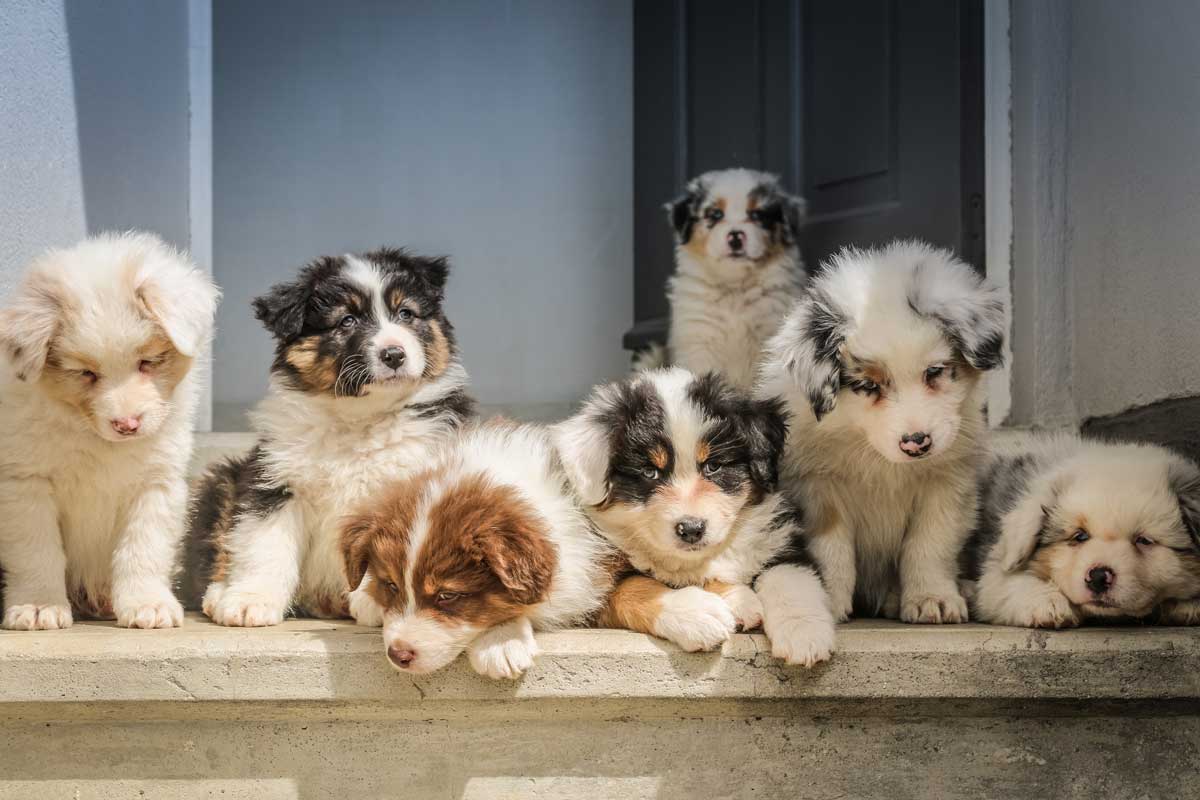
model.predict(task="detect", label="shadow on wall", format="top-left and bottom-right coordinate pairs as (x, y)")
top-left (63, 0), bottom-right (190, 249)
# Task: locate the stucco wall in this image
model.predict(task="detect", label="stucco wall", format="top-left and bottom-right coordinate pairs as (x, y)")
top-left (211, 0), bottom-right (633, 417)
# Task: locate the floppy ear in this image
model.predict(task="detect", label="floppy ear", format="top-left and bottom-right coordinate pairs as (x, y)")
top-left (665, 180), bottom-right (703, 245)
top-left (476, 519), bottom-right (557, 606)
top-left (340, 513), bottom-right (376, 590)
top-left (134, 254), bottom-right (220, 358)
top-left (781, 193), bottom-right (808, 248)
top-left (995, 476), bottom-right (1062, 572)
top-left (766, 293), bottom-right (846, 421)
top-left (552, 406), bottom-right (613, 507)
top-left (740, 395), bottom-right (789, 492)
top-left (0, 268), bottom-right (68, 382)
top-left (1168, 459), bottom-right (1200, 549)
top-left (908, 256), bottom-right (1007, 372)
top-left (252, 278), bottom-right (310, 342)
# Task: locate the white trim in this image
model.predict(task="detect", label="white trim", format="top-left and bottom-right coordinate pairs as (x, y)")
top-left (188, 0), bottom-right (214, 432)
top-left (984, 0), bottom-right (1013, 427)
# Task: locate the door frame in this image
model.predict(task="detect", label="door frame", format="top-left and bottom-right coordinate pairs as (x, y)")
top-left (984, 0), bottom-right (1013, 427)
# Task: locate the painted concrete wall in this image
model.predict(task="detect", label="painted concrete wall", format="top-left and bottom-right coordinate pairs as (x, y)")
top-left (0, 0), bottom-right (190, 296)
top-left (1010, 0), bottom-right (1200, 425)
top-left (212, 0), bottom-right (633, 419)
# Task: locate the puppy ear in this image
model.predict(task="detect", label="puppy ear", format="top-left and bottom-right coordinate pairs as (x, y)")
top-left (995, 476), bottom-right (1062, 572)
top-left (134, 249), bottom-right (220, 358)
top-left (418, 255), bottom-right (450, 294)
top-left (665, 180), bottom-right (703, 244)
top-left (252, 278), bottom-right (310, 342)
top-left (781, 193), bottom-right (808, 248)
top-left (552, 404), bottom-right (613, 507)
top-left (740, 394), bottom-right (790, 492)
top-left (0, 267), bottom-right (69, 382)
top-left (340, 513), bottom-right (376, 590)
top-left (476, 519), bottom-right (556, 606)
top-left (765, 293), bottom-right (846, 421)
top-left (1168, 458), bottom-right (1200, 549)
top-left (907, 251), bottom-right (1007, 372)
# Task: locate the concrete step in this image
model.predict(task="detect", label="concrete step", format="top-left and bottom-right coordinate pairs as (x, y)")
top-left (2, 615), bottom-right (1197, 798)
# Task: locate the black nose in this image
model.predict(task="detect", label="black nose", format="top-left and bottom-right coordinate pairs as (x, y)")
top-left (380, 347), bottom-right (406, 370)
top-left (1086, 566), bottom-right (1115, 594)
top-left (675, 517), bottom-right (707, 544)
top-left (726, 230), bottom-right (745, 250)
top-left (899, 431), bottom-right (932, 457)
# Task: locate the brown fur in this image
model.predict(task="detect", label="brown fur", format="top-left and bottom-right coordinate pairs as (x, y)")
top-left (597, 574), bottom-right (671, 634)
top-left (282, 336), bottom-right (340, 394)
top-left (423, 319), bottom-right (451, 379)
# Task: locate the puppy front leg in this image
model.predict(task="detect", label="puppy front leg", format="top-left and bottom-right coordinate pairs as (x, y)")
top-left (0, 478), bottom-right (72, 630)
top-left (806, 524), bottom-right (856, 622)
top-left (348, 573), bottom-right (384, 627)
top-left (899, 479), bottom-right (973, 624)
top-left (468, 616), bottom-right (540, 680)
top-left (973, 569), bottom-right (1079, 628)
top-left (112, 479), bottom-right (187, 629)
top-left (755, 564), bottom-right (836, 667)
top-left (204, 500), bottom-right (304, 627)
top-left (1157, 598), bottom-right (1200, 626)
top-left (598, 575), bottom-right (735, 652)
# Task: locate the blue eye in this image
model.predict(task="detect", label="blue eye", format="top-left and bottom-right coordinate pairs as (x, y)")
top-left (924, 365), bottom-right (945, 383)
top-left (851, 379), bottom-right (880, 395)
top-left (701, 461), bottom-right (722, 477)
top-left (340, 315), bottom-right (357, 329)
top-left (1072, 529), bottom-right (1091, 543)
top-left (640, 467), bottom-right (660, 481)
top-left (398, 308), bottom-right (415, 322)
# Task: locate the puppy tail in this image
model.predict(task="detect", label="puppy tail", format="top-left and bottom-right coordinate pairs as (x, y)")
top-left (631, 341), bottom-right (669, 374)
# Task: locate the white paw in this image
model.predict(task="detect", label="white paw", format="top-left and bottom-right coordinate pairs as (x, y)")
top-left (468, 618), bottom-right (539, 680)
top-left (3, 603), bottom-right (73, 631)
top-left (208, 592), bottom-right (286, 627)
top-left (653, 586), bottom-right (736, 652)
top-left (1159, 598), bottom-right (1200, 626)
top-left (767, 617), bottom-right (836, 668)
top-left (348, 587), bottom-right (384, 627)
top-left (116, 597), bottom-right (184, 629)
top-left (828, 591), bottom-right (854, 623)
top-left (722, 584), bottom-right (764, 630)
top-left (1021, 592), bottom-right (1080, 629)
top-left (901, 589), bottom-right (970, 624)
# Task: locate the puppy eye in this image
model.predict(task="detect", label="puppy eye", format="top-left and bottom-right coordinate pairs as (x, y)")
top-left (851, 379), bottom-right (880, 395)
top-left (701, 461), bottom-right (723, 477)
top-left (640, 467), bottom-right (661, 481)
top-left (79, 369), bottom-right (99, 383)
top-left (435, 591), bottom-right (462, 606)
top-left (1071, 529), bottom-right (1091, 543)
top-left (384, 581), bottom-right (400, 594)
top-left (924, 365), bottom-right (945, 383)
top-left (397, 308), bottom-right (415, 322)
top-left (1135, 534), bottom-right (1155, 547)
top-left (339, 315), bottom-right (357, 329)
top-left (138, 359), bottom-right (157, 373)
top-left (704, 208), bottom-right (724, 223)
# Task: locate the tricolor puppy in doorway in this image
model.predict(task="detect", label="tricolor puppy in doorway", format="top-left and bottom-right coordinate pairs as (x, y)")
top-left (0, 232), bottom-right (219, 630)
top-left (554, 367), bottom-right (835, 668)
top-left (758, 240), bottom-right (1007, 624)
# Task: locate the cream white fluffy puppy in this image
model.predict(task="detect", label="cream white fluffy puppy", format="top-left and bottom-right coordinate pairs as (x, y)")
top-left (964, 434), bottom-right (1200, 628)
top-left (646, 169), bottom-right (806, 389)
top-left (0, 232), bottom-right (218, 630)
top-left (757, 241), bottom-right (1006, 624)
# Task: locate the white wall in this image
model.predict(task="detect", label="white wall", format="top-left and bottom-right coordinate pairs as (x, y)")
top-left (212, 0), bottom-right (633, 421)
top-left (1009, 0), bottom-right (1200, 426)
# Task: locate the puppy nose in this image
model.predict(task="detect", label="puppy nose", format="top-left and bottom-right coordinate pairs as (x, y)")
top-left (110, 416), bottom-right (142, 436)
top-left (675, 517), bottom-right (707, 544)
top-left (1086, 566), bottom-right (1115, 594)
top-left (379, 346), bottom-right (406, 370)
top-left (726, 230), bottom-right (745, 251)
top-left (387, 643), bottom-right (418, 668)
top-left (899, 431), bottom-right (932, 457)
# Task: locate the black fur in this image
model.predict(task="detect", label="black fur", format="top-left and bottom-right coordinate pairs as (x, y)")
top-left (748, 181), bottom-right (805, 247)
top-left (962, 453), bottom-right (1038, 580)
top-left (759, 501), bottom-right (819, 575)
top-left (802, 294), bottom-right (847, 420)
top-left (410, 388), bottom-right (476, 423)
top-left (666, 187), bottom-right (702, 244)
top-left (687, 372), bottom-right (789, 493)
top-left (601, 380), bottom-right (672, 506)
top-left (1169, 461), bottom-right (1200, 550)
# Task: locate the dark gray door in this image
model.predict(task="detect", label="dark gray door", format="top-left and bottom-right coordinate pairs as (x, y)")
top-left (627, 0), bottom-right (984, 350)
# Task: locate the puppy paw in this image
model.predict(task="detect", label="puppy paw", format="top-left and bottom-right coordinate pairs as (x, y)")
top-left (348, 587), bottom-right (384, 627)
top-left (653, 586), bottom-right (736, 652)
top-left (2, 603), bottom-right (73, 631)
top-left (767, 618), bottom-right (836, 668)
top-left (208, 593), bottom-right (286, 627)
top-left (468, 618), bottom-right (539, 680)
top-left (901, 590), bottom-right (969, 624)
top-left (722, 584), bottom-right (764, 631)
top-left (116, 597), bottom-right (184, 629)
top-left (1023, 592), bottom-right (1080, 629)
top-left (1159, 598), bottom-right (1200, 626)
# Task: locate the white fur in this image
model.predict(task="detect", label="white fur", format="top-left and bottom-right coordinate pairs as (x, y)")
top-left (652, 586), bottom-right (737, 652)
top-left (0, 233), bottom-right (218, 630)
top-left (757, 241), bottom-right (1006, 623)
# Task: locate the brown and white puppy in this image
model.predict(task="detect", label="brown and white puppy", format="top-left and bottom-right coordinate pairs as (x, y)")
top-left (638, 169), bottom-right (806, 390)
top-left (554, 368), bottom-right (835, 667)
top-left (190, 247), bottom-right (474, 626)
top-left (341, 422), bottom-right (613, 679)
top-left (0, 232), bottom-right (219, 629)
top-left (964, 434), bottom-right (1200, 628)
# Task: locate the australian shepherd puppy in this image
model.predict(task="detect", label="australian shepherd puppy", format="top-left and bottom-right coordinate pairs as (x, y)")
top-left (757, 241), bottom-right (1007, 624)
top-left (964, 434), bottom-right (1200, 628)
top-left (0, 233), bottom-right (218, 630)
top-left (190, 247), bottom-right (474, 626)
top-left (644, 169), bottom-right (806, 390)
top-left (553, 368), bottom-right (836, 667)
top-left (340, 421), bottom-right (613, 679)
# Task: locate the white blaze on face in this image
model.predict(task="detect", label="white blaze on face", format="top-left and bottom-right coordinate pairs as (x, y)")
top-left (382, 608), bottom-right (478, 674)
top-left (701, 170), bottom-right (773, 262)
top-left (344, 256), bottom-right (425, 381)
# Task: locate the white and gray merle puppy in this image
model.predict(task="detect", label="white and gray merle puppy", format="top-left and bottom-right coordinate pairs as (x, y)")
top-left (554, 367), bottom-right (836, 667)
top-left (757, 241), bottom-right (1007, 624)
top-left (0, 233), bottom-right (218, 630)
top-left (964, 434), bottom-right (1200, 628)
top-left (190, 247), bottom-right (474, 626)
top-left (644, 169), bottom-right (806, 390)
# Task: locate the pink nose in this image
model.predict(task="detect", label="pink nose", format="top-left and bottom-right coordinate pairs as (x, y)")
top-left (387, 643), bottom-right (417, 668)
top-left (111, 416), bottom-right (141, 436)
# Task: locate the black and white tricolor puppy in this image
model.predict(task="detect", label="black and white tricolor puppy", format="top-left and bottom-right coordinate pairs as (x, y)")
top-left (757, 241), bottom-right (1007, 624)
top-left (963, 434), bottom-right (1200, 628)
top-left (190, 247), bottom-right (474, 626)
top-left (554, 367), bottom-right (835, 667)
top-left (645, 169), bottom-right (806, 390)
